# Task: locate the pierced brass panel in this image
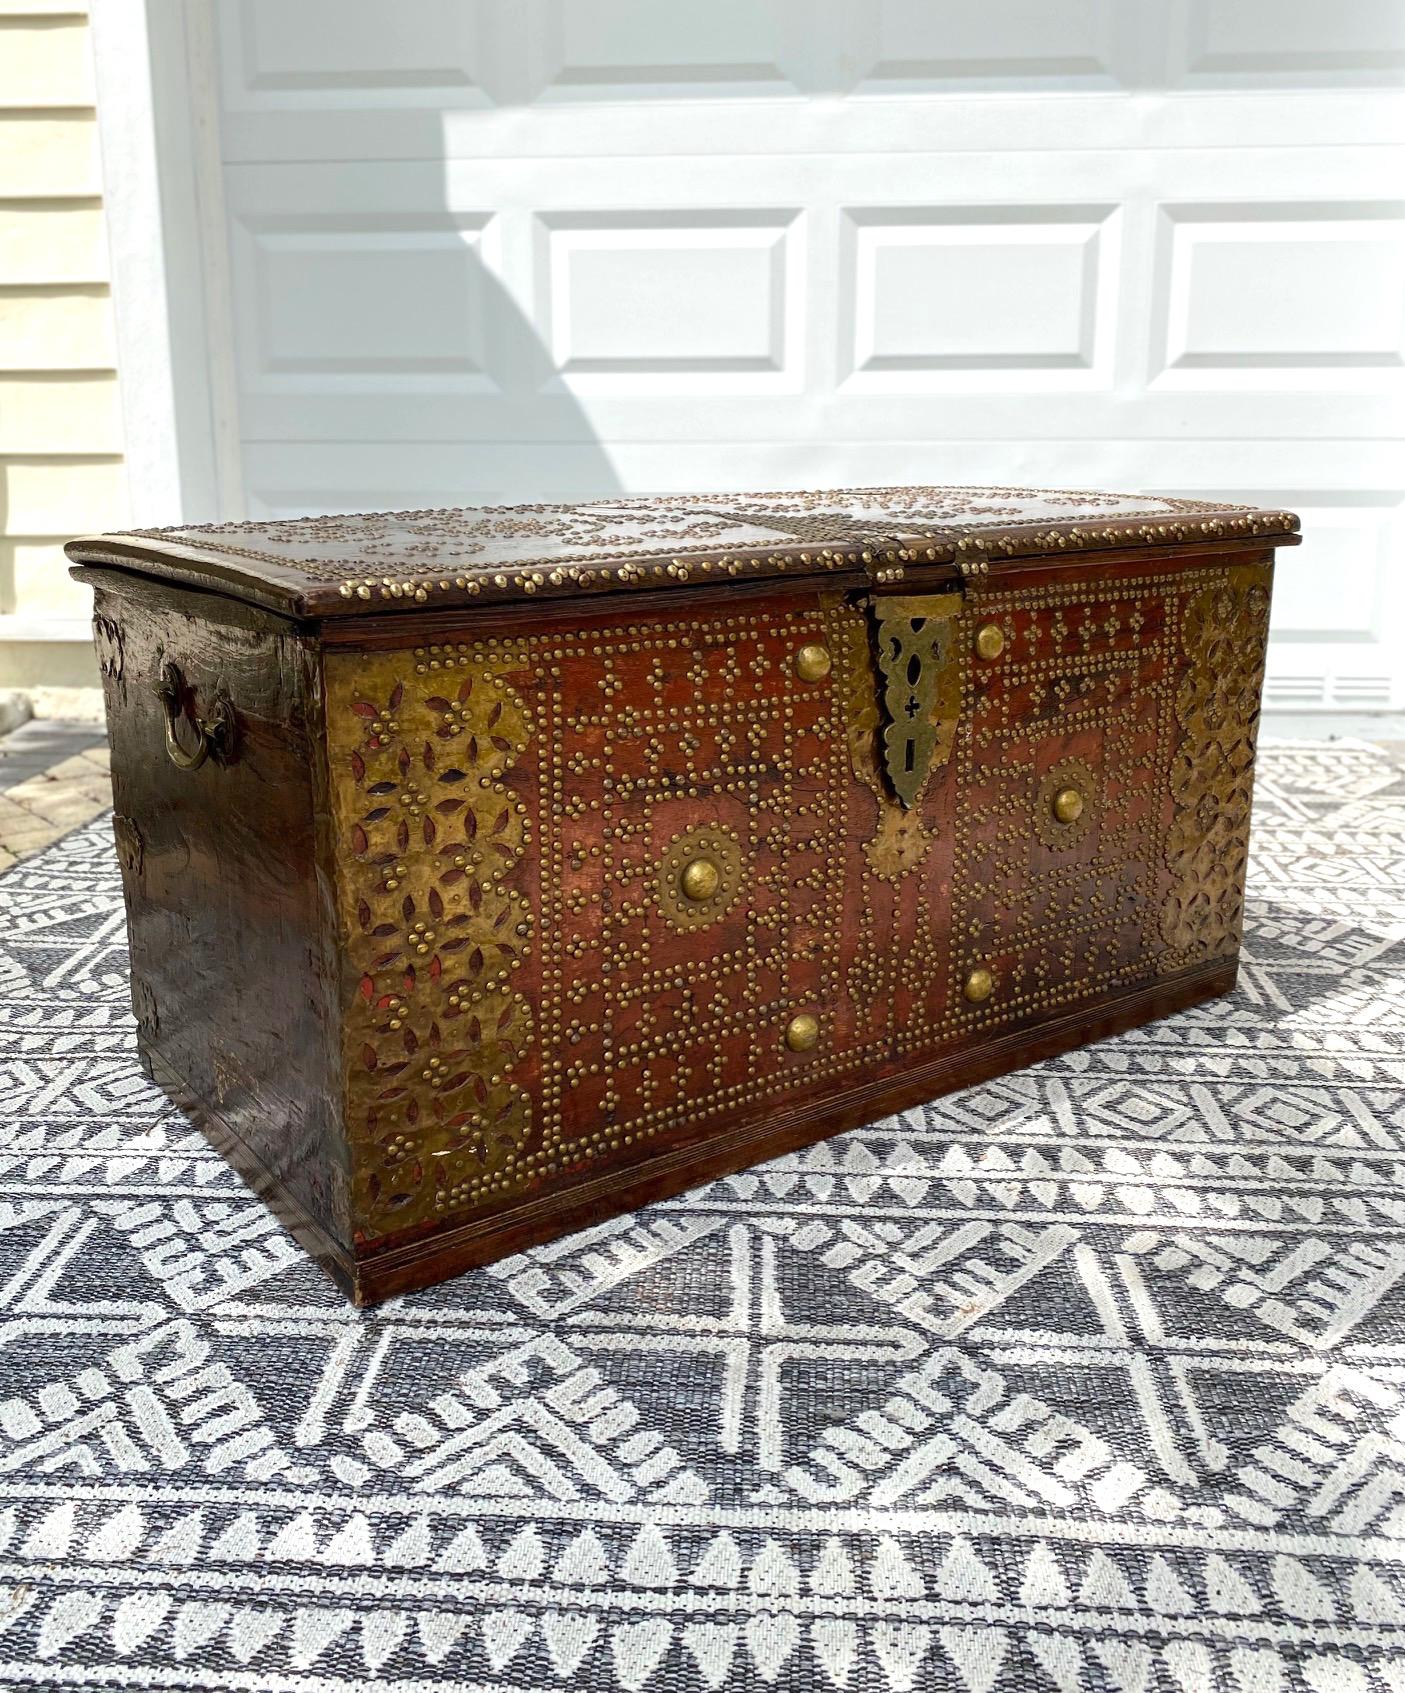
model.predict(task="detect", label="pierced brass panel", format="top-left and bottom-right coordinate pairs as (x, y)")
top-left (868, 592), bottom-right (965, 810)
top-left (1159, 562), bottom-right (1272, 968)
top-left (832, 597), bottom-right (935, 880)
top-left (326, 646), bottom-right (535, 1238)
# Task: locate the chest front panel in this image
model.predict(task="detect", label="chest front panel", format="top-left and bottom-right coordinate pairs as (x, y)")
top-left (946, 572), bottom-right (1176, 1048)
top-left (325, 555), bottom-right (1270, 1252)
top-left (534, 606), bottom-right (861, 1169)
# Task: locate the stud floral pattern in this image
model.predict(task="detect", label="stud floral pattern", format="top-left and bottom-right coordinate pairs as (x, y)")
top-left (653, 825), bottom-right (745, 931)
top-left (1034, 754), bottom-right (1101, 851)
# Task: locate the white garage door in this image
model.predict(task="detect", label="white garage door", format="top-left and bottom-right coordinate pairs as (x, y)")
top-left (101, 1), bottom-right (1405, 708)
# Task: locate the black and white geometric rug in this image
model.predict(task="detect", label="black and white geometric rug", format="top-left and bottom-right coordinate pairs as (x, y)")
top-left (0, 739), bottom-right (1402, 1692)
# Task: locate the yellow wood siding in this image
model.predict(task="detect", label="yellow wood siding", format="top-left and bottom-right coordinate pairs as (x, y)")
top-left (3, 538), bottom-right (90, 619)
top-left (0, 4), bottom-right (119, 688)
top-left (0, 200), bottom-right (108, 281)
top-left (0, 373), bottom-right (120, 454)
top-left (0, 115), bottom-right (100, 197)
top-left (0, 286), bottom-right (115, 368)
top-left (0, 15), bottom-right (95, 106)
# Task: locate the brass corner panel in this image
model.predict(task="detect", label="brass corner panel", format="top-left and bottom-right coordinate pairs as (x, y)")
top-left (325, 644), bottom-right (536, 1240)
top-left (1159, 562), bottom-right (1273, 968)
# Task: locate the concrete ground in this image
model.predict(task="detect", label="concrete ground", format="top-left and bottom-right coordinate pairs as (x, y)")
top-left (1264, 712), bottom-right (1405, 770)
top-left (0, 719), bottom-right (111, 872)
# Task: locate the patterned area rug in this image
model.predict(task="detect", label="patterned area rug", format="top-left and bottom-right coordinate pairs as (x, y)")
top-left (0, 740), bottom-right (1402, 1692)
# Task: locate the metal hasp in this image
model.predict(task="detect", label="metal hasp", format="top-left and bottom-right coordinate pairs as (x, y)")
top-left (867, 592), bottom-right (964, 808)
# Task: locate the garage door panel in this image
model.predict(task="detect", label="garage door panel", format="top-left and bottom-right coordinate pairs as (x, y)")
top-left (218, 0), bottom-right (495, 110)
top-left (523, 0), bottom-right (818, 101)
top-left (1169, 0), bottom-right (1405, 87)
top-left (534, 210), bottom-right (804, 392)
top-left (229, 210), bottom-right (502, 393)
top-left (838, 204), bottom-right (1118, 390)
top-left (1150, 201), bottom-right (1405, 388)
top-left (842, 0), bottom-right (1127, 92)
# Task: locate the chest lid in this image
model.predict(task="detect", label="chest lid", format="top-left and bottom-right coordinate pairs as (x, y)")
top-left (66, 485), bottom-right (1299, 622)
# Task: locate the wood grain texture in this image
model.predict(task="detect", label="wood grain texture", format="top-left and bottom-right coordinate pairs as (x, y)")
top-left (84, 570), bottom-right (348, 1247)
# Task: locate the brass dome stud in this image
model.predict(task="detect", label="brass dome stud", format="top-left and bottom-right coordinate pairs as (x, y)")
top-left (963, 966), bottom-right (994, 1004)
top-left (680, 857), bottom-right (721, 902)
top-left (794, 643), bottom-right (832, 682)
top-left (785, 1012), bottom-right (820, 1052)
top-left (975, 623), bottom-right (1005, 661)
top-left (1052, 786), bottom-right (1085, 825)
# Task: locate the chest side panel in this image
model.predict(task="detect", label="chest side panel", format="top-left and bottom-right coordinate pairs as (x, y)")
top-left (91, 580), bottom-right (346, 1248)
top-left (325, 557), bottom-right (1271, 1258)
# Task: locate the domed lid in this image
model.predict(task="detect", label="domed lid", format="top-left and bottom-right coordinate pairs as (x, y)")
top-left (67, 484), bottom-right (1299, 622)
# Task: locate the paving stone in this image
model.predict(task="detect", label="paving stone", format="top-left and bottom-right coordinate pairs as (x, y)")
top-left (0, 725), bottom-right (114, 868)
top-left (0, 719), bottom-right (108, 795)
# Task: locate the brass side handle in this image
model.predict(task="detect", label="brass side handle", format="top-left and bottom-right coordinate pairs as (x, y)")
top-left (154, 660), bottom-right (235, 770)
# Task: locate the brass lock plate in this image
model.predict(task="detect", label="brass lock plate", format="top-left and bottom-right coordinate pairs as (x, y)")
top-left (867, 592), bottom-right (964, 809)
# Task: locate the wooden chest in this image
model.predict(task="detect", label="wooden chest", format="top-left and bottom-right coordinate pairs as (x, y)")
top-left (69, 487), bottom-right (1299, 1304)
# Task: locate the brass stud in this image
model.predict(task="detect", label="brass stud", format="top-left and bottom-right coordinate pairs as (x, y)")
top-left (680, 856), bottom-right (720, 903)
top-left (785, 1012), bottom-right (820, 1052)
top-left (1052, 786), bottom-right (1084, 825)
top-left (794, 643), bottom-right (832, 682)
top-left (975, 623), bottom-right (1005, 661)
top-left (963, 967), bottom-right (994, 1004)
